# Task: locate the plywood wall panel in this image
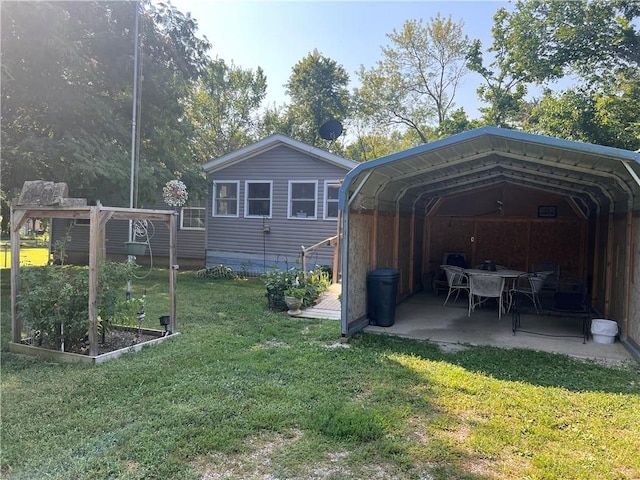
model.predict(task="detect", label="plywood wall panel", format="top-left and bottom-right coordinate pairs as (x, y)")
top-left (347, 211), bottom-right (372, 324)
top-left (376, 212), bottom-right (395, 268)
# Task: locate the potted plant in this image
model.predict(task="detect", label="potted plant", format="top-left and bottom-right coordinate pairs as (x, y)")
top-left (283, 286), bottom-right (306, 316)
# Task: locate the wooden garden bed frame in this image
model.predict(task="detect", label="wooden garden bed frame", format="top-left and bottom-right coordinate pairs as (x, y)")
top-left (10, 200), bottom-right (178, 357)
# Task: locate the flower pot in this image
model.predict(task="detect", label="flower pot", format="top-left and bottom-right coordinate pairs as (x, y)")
top-left (284, 296), bottom-right (303, 316)
top-left (125, 241), bottom-right (147, 256)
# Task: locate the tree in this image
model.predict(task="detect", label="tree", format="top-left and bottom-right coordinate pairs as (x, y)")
top-left (185, 59), bottom-right (267, 162)
top-left (277, 49), bottom-right (350, 151)
top-left (355, 15), bottom-right (470, 142)
top-left (1, 1), bottom-right (211, 206)
top-left (466, 8), bottom-right (530, 128)
top-left (435, 108), bottom-right (483, 137)
top-left (343, 128), bottom-right (421, 162)
top-left (492, 0), bottom-right (639, 84)
top-left (526, 74), bottom-right (640, 151)
top-left (497, 0), bottom-right (640, 149)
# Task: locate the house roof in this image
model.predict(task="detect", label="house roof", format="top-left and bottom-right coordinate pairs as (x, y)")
top-left (202, 133), bottom-right (359, 173)
top-left (340, 127), bottom-right (640, 215)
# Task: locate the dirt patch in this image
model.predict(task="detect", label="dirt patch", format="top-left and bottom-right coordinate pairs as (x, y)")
top-left (23, 329), bottom-right (162, 356)
top-left (194, 430), bottom-right (434, 480)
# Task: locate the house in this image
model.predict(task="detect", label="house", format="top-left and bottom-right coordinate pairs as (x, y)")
top-left (338, 127), bottom-right (640, 359)
top-left (202, 134), bottom-right (358, 275)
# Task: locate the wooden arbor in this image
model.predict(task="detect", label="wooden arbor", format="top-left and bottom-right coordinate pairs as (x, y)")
top-left (10, 182), bottom-right (178, 357)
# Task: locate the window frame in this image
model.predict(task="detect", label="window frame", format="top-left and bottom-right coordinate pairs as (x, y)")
top-left (212, 181), bottom-right (240, 217)
top-left (180, 199), bottom-right (206, 230)
top-left (323, 181), bottom-right (341, 220)
top-left (244, 180), bottom-right (273, 218)
top-left (288, 180), bottom-right (318, 220)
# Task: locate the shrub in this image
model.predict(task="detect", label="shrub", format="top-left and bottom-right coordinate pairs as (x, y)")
top-left (196, 264), bottom-right (237, 280)
top-left (263, 263), bottom-right (330, 311)
top-left (18, 262), bottom-right (140, 350)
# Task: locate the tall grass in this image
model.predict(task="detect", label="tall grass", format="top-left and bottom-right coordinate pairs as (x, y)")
top-left (1, 269), bottom-right (639, 479)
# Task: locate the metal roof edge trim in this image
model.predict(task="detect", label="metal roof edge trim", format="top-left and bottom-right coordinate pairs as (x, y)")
top-left (203, 133), bottom-right (358, 173)
top-left (339, 127), bottom-right (640, 210)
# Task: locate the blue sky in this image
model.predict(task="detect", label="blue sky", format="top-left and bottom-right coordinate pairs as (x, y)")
top-left (168, 1), bottom-right (514, 118)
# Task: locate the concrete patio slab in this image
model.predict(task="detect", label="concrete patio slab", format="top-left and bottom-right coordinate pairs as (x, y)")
top-left (295, 286), bottom-right (636, 365)
top-left (366, 292), bottom-right (635, 365)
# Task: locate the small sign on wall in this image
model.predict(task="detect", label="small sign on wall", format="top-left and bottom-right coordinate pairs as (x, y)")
top-left (538, 205), bottom-right (557, 218)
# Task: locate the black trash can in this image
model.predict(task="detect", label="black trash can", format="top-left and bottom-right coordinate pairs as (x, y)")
top-left (367, 268), bottom-right (399, 327)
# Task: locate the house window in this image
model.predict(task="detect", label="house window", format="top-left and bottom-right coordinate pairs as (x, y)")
top-left (213, 181), bottom-right (239, 217)
top-left (181, 199), bottom-right (205, 230)
top-left (245, 181), bottom-right (272, 217)
top-left (324, 182), bottom-right (341, 219)
top-left (288, 181), bottom-right (317, 219)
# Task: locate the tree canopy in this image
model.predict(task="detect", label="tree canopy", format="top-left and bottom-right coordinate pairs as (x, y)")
top-left (2, 0), bottom-right (638, 223)
top-left (184, 59), bottom-right (267, 162)
top-left (271, 49), bottom-right (351, 152)
top-left (467, 0), bottom-right (639, 150)
top-left (1, 0), bottom-right (211, 206)
top-left (355, 15), bottom-right (470, 143)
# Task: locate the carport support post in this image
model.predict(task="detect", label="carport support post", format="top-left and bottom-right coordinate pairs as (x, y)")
top-left (393, 205), bottom-right (399, 269)
top-left (340, 204), bottom-right (350, 338)
top-left (591, 215), bottom-right (601, 308)
top-left (604, 212), bottom-right (615, 318)
top-left (623, 210), bottom-right (633, 340)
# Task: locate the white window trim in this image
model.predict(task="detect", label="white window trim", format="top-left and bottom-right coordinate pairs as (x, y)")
top-left (244, 180), bottom-right (273, 218)
top-left (180, 205), bottom-right (205, 230)
top-left (323, 180), bottom-right (341, 220)
top-left (288, 180), bottom-right (318, 220)
top-left (212, 181), bottom-right (240, 217)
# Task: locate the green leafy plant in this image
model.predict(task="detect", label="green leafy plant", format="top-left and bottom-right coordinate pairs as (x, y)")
top-left (263, 262), bottom-right (329, 311)
top-left (284, 286), bottom-right (306, 299)
top-left (111, 295), bottom-right (146, 327)
top-left (196, 264), bottom-right (237, 279)
top-left (18, 261), bottom-right (140, 350)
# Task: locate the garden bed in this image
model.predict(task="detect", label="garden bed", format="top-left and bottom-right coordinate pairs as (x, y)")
top-left (8, 326), bottom-right (179, 365)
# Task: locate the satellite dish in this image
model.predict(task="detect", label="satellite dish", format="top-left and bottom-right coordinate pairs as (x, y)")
top-left (319, 119), bottom-right (343, 141)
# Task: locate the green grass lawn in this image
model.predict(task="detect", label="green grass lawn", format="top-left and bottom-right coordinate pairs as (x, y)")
top-left (1, 269), bottom-right (639, 479)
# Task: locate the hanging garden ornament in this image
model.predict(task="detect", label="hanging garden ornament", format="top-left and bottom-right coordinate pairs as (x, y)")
top-left (162, 180), bottom-right (188, 208)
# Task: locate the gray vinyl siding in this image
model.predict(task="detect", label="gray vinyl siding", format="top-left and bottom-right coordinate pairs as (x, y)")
top-left (206, 145), bottom-right (350, 272)
top-left (50, 200), bottom-right (205, 267)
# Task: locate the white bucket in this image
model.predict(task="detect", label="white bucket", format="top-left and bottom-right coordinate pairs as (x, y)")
top-left (590, 319), bottom-right (618, 344)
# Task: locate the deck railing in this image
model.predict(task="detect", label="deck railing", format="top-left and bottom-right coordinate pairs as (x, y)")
top-left (301, 235), bottom-right (339, 283)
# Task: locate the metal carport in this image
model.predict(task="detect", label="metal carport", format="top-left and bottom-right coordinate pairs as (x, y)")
top-left (338, 127), bottom-right (640, 355)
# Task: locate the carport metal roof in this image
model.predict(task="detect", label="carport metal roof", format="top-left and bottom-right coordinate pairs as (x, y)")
top-left (339, 127), bottom-right (640, 216)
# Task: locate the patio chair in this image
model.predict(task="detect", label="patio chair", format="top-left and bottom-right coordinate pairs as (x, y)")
top-left (434, 252), bottom-right (468, 295)
top-left (532, 261), bottom-right (560, 292)
top-left (508, 272), bottom-right (547, 313)
top-left (441, 265), bottom-right (469, 307)
top-left (468, 273), bottom-right (506, 319)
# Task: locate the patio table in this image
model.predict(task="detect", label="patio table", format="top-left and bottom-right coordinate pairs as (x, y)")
top-left (464, 269), bottom-right (526, 314)
top-left (464, 268), bottom-right (526, 279)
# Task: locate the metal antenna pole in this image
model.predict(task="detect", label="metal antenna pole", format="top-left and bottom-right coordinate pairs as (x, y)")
top-left (127, 0), bottom-right (140, 299)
